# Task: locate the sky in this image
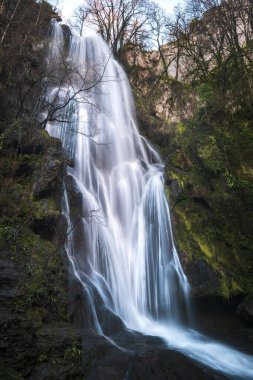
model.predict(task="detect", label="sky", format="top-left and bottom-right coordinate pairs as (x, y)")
top-left (59, 0), bottom-right (181, 20)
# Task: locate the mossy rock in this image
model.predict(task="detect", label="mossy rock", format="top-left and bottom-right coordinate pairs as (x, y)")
top-left (170, 178), bottom-right (253, 297)
top-left (33, 147), bottom-right (65, 199)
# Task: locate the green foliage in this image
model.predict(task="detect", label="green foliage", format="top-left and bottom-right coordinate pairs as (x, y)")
top-left (38, 353), bottom-right (48, 364)
top-left (0, 3), bottom-right (88, 375)
top-left (64, 345), bottom-right (83, 364)
top-left (197, 136), bottom-right (224, 174)
top-left (125, 0), bottom-right (253, 298)
top-left (151, 85), bottom-right (253, 297)
top-left (0, 226), bottom-right (21, 246)
top-left (0, 117), bottom-right (70, 331)
top-left (176, 122), bottom-right (186, 135)
top-left (224, 170), bottom-right (238, 189)
top-left (197, 82), bottom-right (215, 104)
top-left (33, 198), bottom-right (60, 221)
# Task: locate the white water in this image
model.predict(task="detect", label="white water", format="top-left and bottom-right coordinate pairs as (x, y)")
top-left (46, 23), bottom-right (253, 379)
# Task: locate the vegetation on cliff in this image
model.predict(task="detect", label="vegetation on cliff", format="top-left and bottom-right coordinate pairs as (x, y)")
top-left (0, 2), bottom-right (87, 379)
top-left (126, 0), bottom-right (253, 297)
top-left (166, 105), bottom-right (253, 297)
top-left (0, 0), bottom-right (253, 377)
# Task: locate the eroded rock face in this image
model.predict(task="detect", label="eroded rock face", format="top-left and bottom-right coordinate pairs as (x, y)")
top-left (0, 128), bottom-right (87, 379)
top-left (237, 295), bottom-right (253, 326)
top-left (80, 329), bottom-right (226, 380)
top-left (0, 243), bottom-right (87, 377)
top-left (61, 24), bottom-right (72, 49)
top-left (65, 175), bottom-right (84, 220)
top-left (162, 129), bottom-right (253, 298)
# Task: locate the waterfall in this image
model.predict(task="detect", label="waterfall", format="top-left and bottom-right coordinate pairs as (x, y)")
top-left (46, 22), bottom-right (253, 380)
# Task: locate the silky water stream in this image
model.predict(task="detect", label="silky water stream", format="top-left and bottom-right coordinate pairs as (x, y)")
top-left (45, 23), bottom-right (253, 379)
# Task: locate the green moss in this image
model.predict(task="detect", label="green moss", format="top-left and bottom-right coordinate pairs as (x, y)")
top-left (38, 353), bottom-right (48, 364)
top-left (130, 34), bottom-right (253, 299)
top-left (176, 122), bottom-right (186, 135)
top-left (169, 170), bottom-right (190, 189)
top-left (0, 126), bottom-right (70, 328)
top-left (0, 225), bottom-right (21, 248)
top-left (7, 226), bottom-right (70, 329)
top-left (197, 135), bottom-right (224, 174)
top-left (197, 82), bottom-right (215, 104)
top-left (195, 238), bottom-right (214, 260)
top-left (21, 229), bottom-right (55, 256)
top-left (64, 345), bottom-right (83, 364)
top-left (169, 167), bottom-right (253, 296)
top-left (33, 198), bottom-right (60, 221)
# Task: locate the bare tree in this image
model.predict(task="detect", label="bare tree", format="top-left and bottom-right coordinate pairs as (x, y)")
top-left (0, 0), bottom-right (111, 130)
top-left (147, 4), bottom-right (173, 80)
top-left (71, 5), bottom-right (89, 36)
top-left (36, 54), bottom-right (111, 129)
top-left (168, 0), bottom-right (253, 109)
top-left (73, 0), bottom-right (150, 59)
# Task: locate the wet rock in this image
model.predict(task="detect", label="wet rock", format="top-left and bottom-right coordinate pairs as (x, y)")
top-left (56, 213), bottom-right (68, 250)
top-left (193, 295), bottom-right (247, 345)
top-left (182, 256), bottom-right (219, 297)
top-left (237, 294), bottom-right (253, 326)
top-left (0, 258), bottom-right (21, 300)
top-left (236, 328), bottom-right (253, 352)
top-left (61, 24), bottom-right (72, 49)
top-left (98, 306), bottom-right (126, 335)
top-left (127, 349), bottom-right (225, 380)
top-left (28, 324), bottom-right (86, 380)
top-left (65, 175), bottom-right (84, 218)
top-left (33, 146), bottom-right (66, 198)
top-left (68, 277), bottom-right (95, 330)
top-left (0, 310), bottom-right (38, 377)
top-left (83, 329), bottom-right (132, 380)
top-left (81, 329), bottom-right (226, 380)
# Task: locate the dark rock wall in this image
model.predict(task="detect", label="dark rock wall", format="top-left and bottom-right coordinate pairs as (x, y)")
top-left (0, 125), bottom-right (87, 379)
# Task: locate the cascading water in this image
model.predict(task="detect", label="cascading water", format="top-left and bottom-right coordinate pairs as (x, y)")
top-left (46, 22), bottom-right (253, 379)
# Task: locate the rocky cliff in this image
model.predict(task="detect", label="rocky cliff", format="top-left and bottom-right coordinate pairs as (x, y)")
top-left (0, 121), bottom-right (88, 379)
top-left (129, 54), bottom-right (253, 305)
